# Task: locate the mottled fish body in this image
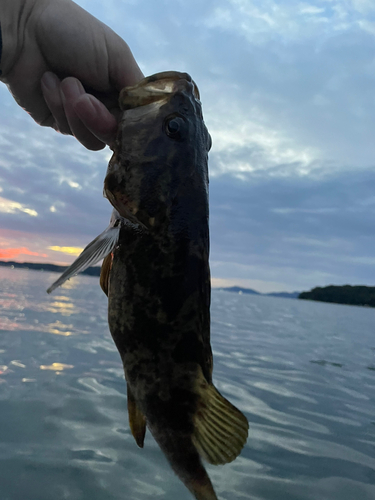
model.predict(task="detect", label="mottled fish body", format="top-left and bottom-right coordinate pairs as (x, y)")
top-left (48, 72), bottom-right (248, 500)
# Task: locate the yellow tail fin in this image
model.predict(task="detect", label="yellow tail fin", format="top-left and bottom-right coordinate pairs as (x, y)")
top-left (192, 370), bottom-right (249, 465)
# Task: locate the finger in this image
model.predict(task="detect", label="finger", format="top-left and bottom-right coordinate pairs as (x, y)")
top-left (74, 94), bottom-right (118, 146)
top-left (4, 66), bottom-right (57, 129)
top-left (41, 72), bottom-right (72, 135)
top-left (81, 85), bottom-right (120, 112)
top-left (61, 77), bottom-right (106, 151)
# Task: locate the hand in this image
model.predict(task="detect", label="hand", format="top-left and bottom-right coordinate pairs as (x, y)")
top-left (0, 0), bottom-right (144, 150)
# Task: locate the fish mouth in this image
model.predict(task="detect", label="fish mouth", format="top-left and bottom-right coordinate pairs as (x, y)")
top-left (119, 71), bottom-right (200, 111)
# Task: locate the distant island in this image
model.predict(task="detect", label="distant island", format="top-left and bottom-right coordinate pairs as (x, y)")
top-left (216, 286), bottom-right (300, 299)
top-left (4, 263), bottom-right (372, 307)
top-left (299, 285), bottom-right (375, 308)
top-left (0, 262), bottom-right (300, 298)
top-left (0, 260), bottom-right (101, 277)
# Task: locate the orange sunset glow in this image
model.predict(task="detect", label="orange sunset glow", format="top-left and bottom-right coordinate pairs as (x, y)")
top-left (0, 247), bottom-right (48, 260)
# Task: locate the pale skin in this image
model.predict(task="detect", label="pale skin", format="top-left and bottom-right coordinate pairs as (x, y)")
top-left (0, 0), bottom-right (144, 150)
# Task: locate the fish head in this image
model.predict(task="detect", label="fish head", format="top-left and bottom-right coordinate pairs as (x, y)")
top-left (104, 71), bottom-right (211, 230)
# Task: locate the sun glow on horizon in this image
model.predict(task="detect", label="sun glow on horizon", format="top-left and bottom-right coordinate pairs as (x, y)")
top-left (48, 246), bottom-right (83, 256)
top-left (0, 247), bottom-right (48, 259)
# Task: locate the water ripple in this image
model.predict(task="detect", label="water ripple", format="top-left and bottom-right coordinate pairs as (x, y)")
top-left (0, 268), bottom-right (374, 499)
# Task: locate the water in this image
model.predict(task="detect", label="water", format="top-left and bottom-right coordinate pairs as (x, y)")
top-left (0, 267), bottom-right (374, 500)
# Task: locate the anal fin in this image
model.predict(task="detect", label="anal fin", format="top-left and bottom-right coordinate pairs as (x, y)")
top-left (192, 370), bottom-right (249, 465)
top-left (127, 383), bottom-right (147, 448)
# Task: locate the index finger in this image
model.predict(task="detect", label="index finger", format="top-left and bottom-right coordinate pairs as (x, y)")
top-left (74, 93), bottom-right (119, 147)
top-left (60, 77), bottom-right (109, 150)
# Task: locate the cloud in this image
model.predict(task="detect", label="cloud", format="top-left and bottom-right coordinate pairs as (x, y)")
top-left (48, 246), bottom-right (84, 256)
top-left (209, 168), bottom-right (375, 290)
top-left (74, 0), bottom-right (375, 178)
top-left (0, 85), bottom-right (111, 240)
top-left (0, 247), bottom-right (48, 260)
top-left (202, 0), bottom-right (375, 42)
top-left (0, 229), bottom-right (88, 265)
top-left (0, 195), bottom-right (38, 217)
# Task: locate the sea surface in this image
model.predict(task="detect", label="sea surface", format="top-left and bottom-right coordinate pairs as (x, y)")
top-left (0, 267), bottom-right (374, 500)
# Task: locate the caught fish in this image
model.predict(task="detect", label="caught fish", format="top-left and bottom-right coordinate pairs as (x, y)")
top-left (47, 71), bottom-right (249, 500)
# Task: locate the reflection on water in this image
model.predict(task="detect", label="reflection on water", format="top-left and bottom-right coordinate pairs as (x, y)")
top-left (40, 362), bottom-right (75, 371)
top-left (45, 300), bottom-right (77, 315)
top-left (0, 266), bottom-right (375, 500)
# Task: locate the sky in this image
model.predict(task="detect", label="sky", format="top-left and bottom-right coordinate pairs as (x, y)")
top-left (1, 0), bottom-right (375, 293)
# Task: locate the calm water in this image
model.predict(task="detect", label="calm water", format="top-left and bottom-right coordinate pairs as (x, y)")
top-left (0, 267), bottom-right (374, 500)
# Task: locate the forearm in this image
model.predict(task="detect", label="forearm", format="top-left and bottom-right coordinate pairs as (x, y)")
top-left (0, 0), bottom-right (39, 80)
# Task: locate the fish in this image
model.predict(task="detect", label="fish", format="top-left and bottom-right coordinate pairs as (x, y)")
top-left (47, 71), bottom-right (249, 500)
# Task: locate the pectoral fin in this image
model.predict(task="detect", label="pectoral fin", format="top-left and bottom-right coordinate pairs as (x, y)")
top-left (100, 253), bottom-right (113, 296)
top-left (127, 383), bottom-right (147, 448)
top-left (47, 217), bottom-right (121, 294)
top-left (192, 370), bottom-right (249, 465)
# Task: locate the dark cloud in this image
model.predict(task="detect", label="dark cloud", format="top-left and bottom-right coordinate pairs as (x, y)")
top-left (0, 89), bottom-right (111, 240)
top-left (209, 168), bottom-right (375, 289)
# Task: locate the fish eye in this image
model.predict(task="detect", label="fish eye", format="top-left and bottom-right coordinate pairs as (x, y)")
top-left (165, 116), bottom-right (185, 139)
top-left (207, 133), bottom-right (212, 152)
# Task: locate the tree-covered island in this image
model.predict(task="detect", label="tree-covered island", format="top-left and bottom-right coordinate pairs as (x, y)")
top-left (299, 285), bottom-right (375, 307)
